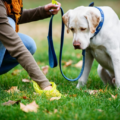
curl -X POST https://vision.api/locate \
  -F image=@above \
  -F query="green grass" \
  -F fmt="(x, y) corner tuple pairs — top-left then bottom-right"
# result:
(0, 0), (120, 120)
(0, 39), (120, 120)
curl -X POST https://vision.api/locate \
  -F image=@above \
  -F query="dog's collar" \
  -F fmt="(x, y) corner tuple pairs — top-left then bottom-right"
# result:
(89, 2), (104, 39)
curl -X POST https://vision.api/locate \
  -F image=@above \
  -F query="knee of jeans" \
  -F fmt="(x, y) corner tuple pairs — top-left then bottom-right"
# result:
(18, 33), (37, 55)
(29, 41), (37, 55)
(27, 39), (37, 55)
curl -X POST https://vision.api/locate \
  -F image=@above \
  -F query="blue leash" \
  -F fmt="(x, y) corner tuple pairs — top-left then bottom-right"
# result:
(47, 7), (85, 81)
(47, 2), (104, 81)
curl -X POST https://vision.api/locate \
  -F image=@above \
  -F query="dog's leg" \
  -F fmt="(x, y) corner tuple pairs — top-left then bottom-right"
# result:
(76, 49), (94, 89)
(108, 50), (120, 88)
(97, 64), (113, 85)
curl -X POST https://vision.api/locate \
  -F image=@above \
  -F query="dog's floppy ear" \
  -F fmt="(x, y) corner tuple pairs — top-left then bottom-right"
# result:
(62, 10), (72, 34)
(85, 11), (100, 34)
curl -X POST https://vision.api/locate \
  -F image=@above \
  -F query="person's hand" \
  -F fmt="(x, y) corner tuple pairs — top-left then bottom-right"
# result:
(44, 2), (61, 15)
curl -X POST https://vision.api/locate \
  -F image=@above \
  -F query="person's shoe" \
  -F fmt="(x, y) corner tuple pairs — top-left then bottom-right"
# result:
(32, 80), (62, 98)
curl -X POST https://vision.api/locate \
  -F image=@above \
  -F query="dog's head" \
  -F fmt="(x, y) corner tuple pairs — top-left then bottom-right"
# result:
(62, 6), (100, 49)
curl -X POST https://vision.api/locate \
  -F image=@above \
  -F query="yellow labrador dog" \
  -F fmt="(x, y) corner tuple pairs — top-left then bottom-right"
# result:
(62, 6), (120, 88)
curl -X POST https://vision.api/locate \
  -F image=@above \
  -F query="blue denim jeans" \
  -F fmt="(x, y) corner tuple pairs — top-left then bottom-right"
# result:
(0, 17), (37, 75)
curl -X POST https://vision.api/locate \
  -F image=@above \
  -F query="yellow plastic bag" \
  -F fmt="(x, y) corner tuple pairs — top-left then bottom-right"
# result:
(32, 80), (62, 98)
(52, 0), (58, 5)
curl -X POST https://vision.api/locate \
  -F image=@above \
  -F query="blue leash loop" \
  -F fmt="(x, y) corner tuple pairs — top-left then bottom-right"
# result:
(59, 8), (85, 81)
(47, 7), (85, 81)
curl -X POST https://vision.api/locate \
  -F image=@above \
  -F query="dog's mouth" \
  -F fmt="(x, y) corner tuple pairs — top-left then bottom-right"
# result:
(74, 46), (81, 49)
(73, 41), (81, 49)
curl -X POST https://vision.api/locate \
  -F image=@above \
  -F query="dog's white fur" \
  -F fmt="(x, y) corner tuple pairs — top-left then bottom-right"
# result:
(62, 6), (120, 88)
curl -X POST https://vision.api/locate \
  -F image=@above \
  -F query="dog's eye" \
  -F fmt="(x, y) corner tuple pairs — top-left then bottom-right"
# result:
(71, 28), (74, 31)
(80, 28), (86, 31)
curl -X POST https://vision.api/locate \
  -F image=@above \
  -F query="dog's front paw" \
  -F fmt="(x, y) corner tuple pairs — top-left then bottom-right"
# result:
(113, 78), (120, 88)
(116, 82), (120, 88)
(76, 80), (86, 89)
(76, 83), (80, 89)
(112, 78), (115, 86)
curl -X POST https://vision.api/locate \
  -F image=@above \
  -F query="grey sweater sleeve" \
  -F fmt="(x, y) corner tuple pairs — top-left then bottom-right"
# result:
(18, 6), (51, 24)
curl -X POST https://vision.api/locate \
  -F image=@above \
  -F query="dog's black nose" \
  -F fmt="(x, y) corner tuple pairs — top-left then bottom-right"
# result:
(73, 41), (81, 49)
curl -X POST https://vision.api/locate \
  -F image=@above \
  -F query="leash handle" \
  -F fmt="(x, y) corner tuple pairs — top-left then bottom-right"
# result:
(47, 14), (58, 68)
(46, 0), (59, 68)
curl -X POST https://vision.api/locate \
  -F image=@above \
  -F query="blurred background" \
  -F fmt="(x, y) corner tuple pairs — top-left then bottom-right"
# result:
(23, 0), (120, 14)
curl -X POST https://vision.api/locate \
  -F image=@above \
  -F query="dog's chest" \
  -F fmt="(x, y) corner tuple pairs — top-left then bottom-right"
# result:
(89, 46), (114, 72)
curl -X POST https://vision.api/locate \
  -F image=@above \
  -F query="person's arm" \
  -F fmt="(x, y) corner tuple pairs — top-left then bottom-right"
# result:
(18, 6), (50, 24)
(0, 0), (50, 89)
(18, 2), (61, 24)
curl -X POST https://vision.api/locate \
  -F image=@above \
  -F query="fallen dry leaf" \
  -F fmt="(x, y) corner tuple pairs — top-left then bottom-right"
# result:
(44, 109), (52, 115)
(111, 94), (118, 100)
(22, 96), (30, 100)
(44, 109), (50, 113)
(62, 60), (66, 64)
(73, 94), (77, 97)
(84, 89), (105, 95)
(12, 69), (21, 75)
(54, 109), (58, 113)
(108, 98), (112, 101)
(41, 65), (49, 75)
(96, 109), (103, 112)
(74, 60), (83, 68)
(65, 94), (68, 97)
(44, 109), (56, 115)
(20, 101), (39, 113)
(50, 97), (61, 101)
(22, 79), (31, 83)
(3, 100), (20, 106)
(37, 61), (41, 65)
(76, 54), (82, 58)
(23, 96), (27, 99)
(33, 92), (39, 95)
(70, 94), (77, 97)
(99, 89), (104, 93)
(6, 86), (20, 94)
(85, 90), (99, 95)
(64, 60), (73, 67)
